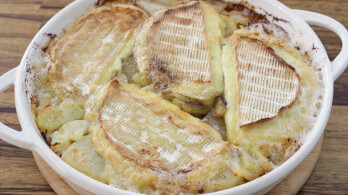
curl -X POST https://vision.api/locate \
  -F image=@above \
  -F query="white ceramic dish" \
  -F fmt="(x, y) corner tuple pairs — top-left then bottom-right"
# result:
(0, 0), (347, 194)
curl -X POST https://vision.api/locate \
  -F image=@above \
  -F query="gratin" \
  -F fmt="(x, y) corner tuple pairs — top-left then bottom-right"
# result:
(31, 0), (322, 194)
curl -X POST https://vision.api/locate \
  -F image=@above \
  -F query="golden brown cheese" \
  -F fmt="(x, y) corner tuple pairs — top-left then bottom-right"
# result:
(223, 29), (320, 173)
(47, 5), (147, 100)
(147, 2), (211, 82)
(235, 36), (300, 127)
(134, 1), (225, 115)
(62, 135), (108, 182)
(62, 134), (131, 186)
(91, 80), (245, 193)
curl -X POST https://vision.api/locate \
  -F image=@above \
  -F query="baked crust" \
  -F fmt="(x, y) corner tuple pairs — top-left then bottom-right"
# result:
(47, 5), (147, 99)
(31, 2), (322, 193)
(223, 29), (319, 172)
(235, 36), (300, 127)
(91, 79), (244, 193)
(133, 1), (225, 114)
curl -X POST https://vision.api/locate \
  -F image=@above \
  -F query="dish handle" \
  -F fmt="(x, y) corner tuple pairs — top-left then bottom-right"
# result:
(294, 10), (348, 81)
(0, 68), (35, 150)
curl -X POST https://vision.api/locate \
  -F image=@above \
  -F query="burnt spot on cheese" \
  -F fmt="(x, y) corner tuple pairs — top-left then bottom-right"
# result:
(224, 3), (268, 25)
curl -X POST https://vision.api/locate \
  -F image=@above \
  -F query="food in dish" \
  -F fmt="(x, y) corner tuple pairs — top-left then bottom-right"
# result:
(46, 4), (148, 100)
(223, 29), (319, 167)
(91, 79), (245, 193)
(234, 35), (300, 127)
(31, 1), (322, 194)
(134, 1), (225, 115)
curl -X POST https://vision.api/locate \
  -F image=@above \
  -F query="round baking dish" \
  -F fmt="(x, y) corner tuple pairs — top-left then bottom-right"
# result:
(0, 0), (347, 194)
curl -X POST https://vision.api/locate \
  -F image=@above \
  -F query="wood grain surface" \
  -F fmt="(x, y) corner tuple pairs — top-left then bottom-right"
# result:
(0, 0), (347, 194)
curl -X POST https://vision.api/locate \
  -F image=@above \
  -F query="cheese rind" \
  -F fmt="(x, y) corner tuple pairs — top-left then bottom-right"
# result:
(223, 29), (319, 173)
(47, 5), (147, 99)
(91, 80), (244, 193)
(134, 1), (225, 114)
(235, 36), (300, 127)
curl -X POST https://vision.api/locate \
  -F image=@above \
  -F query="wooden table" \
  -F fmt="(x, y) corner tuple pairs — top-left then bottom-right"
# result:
(0, 0), (347, 194)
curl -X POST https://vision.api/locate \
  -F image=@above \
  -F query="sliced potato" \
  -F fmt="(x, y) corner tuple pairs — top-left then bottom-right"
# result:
(51, 120), (90, 153)
(37, 101), (85, 133)
(230, 147), (265, 181)
(62, 135), (108, 183)
(36, 94), (54, 112)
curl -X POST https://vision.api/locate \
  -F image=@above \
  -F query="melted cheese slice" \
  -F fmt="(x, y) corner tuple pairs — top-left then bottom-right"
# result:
(147, 1), (211, 82)
(134, 1), (225, 114)
(96, 80), (224, 171)
(91, 80), (244, 193)
(223, 29), (320, 173)
(47, 5), (147, 98)
(235, 37), (300, 127)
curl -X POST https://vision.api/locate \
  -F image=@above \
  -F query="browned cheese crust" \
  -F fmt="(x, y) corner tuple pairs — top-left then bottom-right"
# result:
(133, 1), (225, 115)
(92, 80), (245, 193)
(47, 5), (147, 98)
(97, 79), (227, 172)
(146, 1), (211, 82)
(235, 36), (300, 127)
